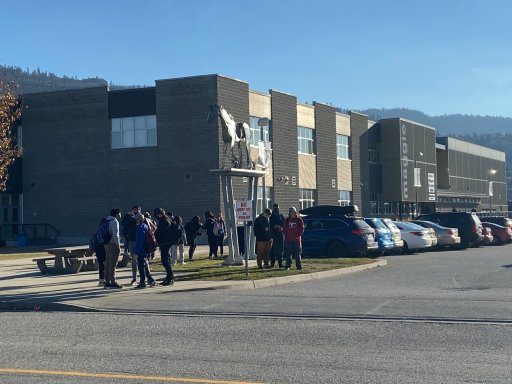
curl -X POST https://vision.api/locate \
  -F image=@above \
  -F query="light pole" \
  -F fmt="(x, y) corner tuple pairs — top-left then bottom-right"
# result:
(414, 152), (423, 217)
(489, 169), (497, 213)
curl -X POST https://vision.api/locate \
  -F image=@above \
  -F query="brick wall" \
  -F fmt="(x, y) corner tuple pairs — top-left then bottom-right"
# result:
(314, 102), (337, 204)
(350, 111), (369, 213)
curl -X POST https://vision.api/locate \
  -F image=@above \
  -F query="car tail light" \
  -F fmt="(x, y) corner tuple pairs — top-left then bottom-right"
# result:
(352, 229), (363, 236)
(410, 231), (423, 236)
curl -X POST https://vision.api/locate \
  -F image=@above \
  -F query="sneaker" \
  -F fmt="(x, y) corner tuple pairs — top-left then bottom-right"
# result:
(135, 283), (146, 289)
(103, 283), (112, 289)
(130, 279), (137, 286)
(285, 267), (290, 271)
(149, 280), (156, 287)
(180, 261), (186, 265)
(110, 283), (123, 289)
(162, 279), (174, 286)
(98, 279), (105, 286)
(297, 268), (303, 271)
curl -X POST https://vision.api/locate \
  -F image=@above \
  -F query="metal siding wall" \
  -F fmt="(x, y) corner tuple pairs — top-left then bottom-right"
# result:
(379, 120), (403, 202)
(350, 112), (368, 211)
(298, 155), (316, 189)
(271, 90), (299, 209)
(314, 103), (337, 204)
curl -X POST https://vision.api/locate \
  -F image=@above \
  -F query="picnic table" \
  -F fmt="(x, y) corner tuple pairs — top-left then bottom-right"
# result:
(33, 245), (130, 275)
(33, 245), (97, 275)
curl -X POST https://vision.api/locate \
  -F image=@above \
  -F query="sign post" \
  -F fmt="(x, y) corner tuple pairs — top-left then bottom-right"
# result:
(236, 199), (253, 276)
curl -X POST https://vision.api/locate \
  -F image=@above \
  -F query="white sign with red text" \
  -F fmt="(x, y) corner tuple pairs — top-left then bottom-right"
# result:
(235, 199), (253, 222)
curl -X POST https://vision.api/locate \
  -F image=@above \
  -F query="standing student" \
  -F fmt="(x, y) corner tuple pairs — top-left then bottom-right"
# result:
(185, 216), (203, 260)
(253, 208), (273, 269)
(269, 203), (285, 268)
(174, 216), (187, 264)
(103, 208), (123, 288)
(215, 213), (226, 257)
(133, 213), (156, 288)
(204, 211), (218, 259)
(283, 207), (305, 271)
(154, 208), (175, 286)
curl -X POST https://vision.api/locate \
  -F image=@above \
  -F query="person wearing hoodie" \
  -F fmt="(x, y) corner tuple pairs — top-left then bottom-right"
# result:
(185, 216), (203, 260)
(283, 207), (305, 271)
(269, 203), (285, 268)
(204, 211), (218, 259)
(253, 208), (273, 269)
(154, 208), (175, 286)
(133, 213), (156, 288)
(104, 208), (123, 288)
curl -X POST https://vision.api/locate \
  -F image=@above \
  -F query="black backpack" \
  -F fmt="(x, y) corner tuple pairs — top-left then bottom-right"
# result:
(95, 218), (113, 244)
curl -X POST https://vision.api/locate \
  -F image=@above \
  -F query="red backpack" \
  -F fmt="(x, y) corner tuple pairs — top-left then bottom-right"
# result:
(144, 219), (157, 253)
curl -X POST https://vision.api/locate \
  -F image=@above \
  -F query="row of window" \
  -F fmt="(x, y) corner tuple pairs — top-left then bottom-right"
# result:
(110, 115), (352, 160)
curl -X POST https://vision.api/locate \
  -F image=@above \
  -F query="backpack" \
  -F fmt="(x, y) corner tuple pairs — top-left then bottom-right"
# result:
(95, 218), (113, 245)
(144, 220), (157, 253)
(213, 220), (224, 237)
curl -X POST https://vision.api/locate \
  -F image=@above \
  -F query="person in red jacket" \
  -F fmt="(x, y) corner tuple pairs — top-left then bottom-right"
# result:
(283, 207), (305, 271)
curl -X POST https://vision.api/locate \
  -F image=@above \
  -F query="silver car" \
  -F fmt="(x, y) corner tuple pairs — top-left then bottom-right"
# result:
(381, 218), (404, 251)
(413, 220), (461, 248)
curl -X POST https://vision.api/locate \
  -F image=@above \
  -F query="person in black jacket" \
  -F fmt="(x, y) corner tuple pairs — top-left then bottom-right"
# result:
(120, 205), (141, 285)
(154, 208), (174, 286)
(253, 208), (273, 269)
(185, 216), (203, 260)
(269, 203), (285, 268)
(204, 211), (218, 259)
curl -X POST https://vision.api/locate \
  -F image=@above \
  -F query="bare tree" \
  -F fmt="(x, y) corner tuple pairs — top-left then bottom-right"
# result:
(0, 80), (22, 191)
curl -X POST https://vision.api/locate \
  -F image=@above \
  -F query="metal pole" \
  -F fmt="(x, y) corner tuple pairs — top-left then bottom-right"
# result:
(414, 157), (418, 217)
(489, 178), (492, 213)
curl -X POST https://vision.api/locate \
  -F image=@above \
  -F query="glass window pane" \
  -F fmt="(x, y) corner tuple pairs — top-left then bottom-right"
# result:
(146, 115), (157, 130)
(112, 118), (122, 132)
(123, 117), (134, 131)
(134, 116), (145, 130)
(147, 129), (157, 146)
(112, 132), (122, 148)
(123, 131), (135, 147)
(135, 129), (146, 146)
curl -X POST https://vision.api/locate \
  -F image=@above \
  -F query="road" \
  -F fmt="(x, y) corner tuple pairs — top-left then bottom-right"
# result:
(1, 245), (512, 383)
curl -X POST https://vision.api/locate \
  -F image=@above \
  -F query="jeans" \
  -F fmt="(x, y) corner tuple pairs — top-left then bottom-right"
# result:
(129, 241), (137, 280)
(137, 254), (154, 285)
(160, 244), (174, 281)
(208, 235), (218, 258)
(284, 240), (302, 269)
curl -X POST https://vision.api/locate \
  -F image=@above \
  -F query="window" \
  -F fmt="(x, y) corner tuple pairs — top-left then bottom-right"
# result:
(256, 186), (272, 213)
(338, 190), (351, 206)
(300, 189), (316, 210)
(323, 220), (348, 230)
(249, 116), (270, 147)
(111, 115), (157, 149)
(336, 134), (349, 159)
(297, 126), (314, 154)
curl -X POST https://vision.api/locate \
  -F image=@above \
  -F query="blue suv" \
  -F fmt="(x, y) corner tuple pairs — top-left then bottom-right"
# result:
(300, 205), (378, 258)
(363, 218), (395, 253)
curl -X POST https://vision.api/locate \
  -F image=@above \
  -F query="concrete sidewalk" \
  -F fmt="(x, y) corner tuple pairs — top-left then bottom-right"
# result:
(0, 246), (386, 312)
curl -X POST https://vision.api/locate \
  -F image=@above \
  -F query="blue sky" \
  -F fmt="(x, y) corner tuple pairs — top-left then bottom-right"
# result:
(2, 0), (511, 117)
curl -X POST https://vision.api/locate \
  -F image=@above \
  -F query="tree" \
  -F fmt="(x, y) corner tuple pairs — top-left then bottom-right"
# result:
(0, 80), (22, 191)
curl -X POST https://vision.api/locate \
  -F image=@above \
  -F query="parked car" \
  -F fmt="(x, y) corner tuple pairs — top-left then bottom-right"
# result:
(363, 218), (395, 254)
(480, 216), (512, 230)
(415, 212), (484, 248)
(481, 222), (512, 245)
(481, 226), (494, 245)
(412, 220), (461, 248)
(301, 213), (378, 258)
(381, 218), (404, 251)
(392, 221), (433, 252)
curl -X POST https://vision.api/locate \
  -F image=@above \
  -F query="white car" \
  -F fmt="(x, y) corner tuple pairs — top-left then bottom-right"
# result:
(392, 221), (433, 252)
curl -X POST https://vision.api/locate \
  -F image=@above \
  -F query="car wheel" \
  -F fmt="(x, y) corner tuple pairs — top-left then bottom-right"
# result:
(402, 241), (409, 254)
(327, 241), (348, 258)
(460, 242), (471, 249)
(493, 236), (503, 246)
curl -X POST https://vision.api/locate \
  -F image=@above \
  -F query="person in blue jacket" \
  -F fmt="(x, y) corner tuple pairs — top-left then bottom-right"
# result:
(134, 213), (156, 289)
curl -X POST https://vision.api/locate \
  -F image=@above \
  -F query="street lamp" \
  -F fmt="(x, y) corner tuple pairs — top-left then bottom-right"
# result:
(414, 152), (423, 217)
(489, 169), (497, 213)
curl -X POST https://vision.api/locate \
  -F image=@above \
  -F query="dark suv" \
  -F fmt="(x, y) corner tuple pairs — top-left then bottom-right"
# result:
(415, 212), (483, 248)
(300, 205), (378, 257)
(480, 216), (512, 229)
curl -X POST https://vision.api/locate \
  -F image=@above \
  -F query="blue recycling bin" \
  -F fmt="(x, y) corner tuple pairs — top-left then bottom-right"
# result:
(17, 233), (28, 247)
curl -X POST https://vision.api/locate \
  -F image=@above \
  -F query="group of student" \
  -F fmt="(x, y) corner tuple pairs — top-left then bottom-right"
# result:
(92, 206), (227, 289)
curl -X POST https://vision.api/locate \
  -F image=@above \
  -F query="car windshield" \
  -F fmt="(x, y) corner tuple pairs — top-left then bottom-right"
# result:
(394, 221), (424, 231)
(366, 219), (388, 230)
(416, 221), (445, 230)
(382, 219), (398, 230)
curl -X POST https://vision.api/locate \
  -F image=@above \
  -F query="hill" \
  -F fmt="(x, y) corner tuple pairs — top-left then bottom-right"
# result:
(360, 108), (512, 136)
